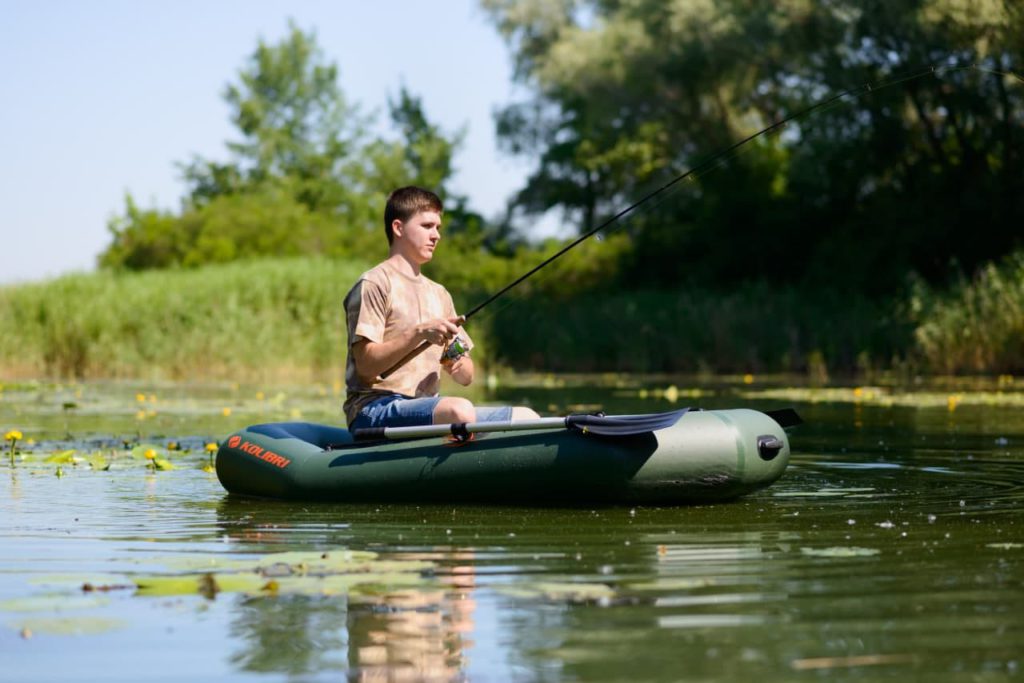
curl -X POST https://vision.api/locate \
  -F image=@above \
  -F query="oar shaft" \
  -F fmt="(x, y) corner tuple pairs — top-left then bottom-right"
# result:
(354, 417), (569, 441)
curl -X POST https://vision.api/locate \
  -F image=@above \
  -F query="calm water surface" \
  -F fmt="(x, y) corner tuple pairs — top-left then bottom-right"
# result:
(1, 379), (1022, 682)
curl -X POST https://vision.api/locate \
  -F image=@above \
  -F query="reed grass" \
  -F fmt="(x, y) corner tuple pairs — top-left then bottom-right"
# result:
(486, 283), (911, 376)
(3, 250), (1023, 380)
(912, 252), (1024, 374)
(0, 258), (371, 381)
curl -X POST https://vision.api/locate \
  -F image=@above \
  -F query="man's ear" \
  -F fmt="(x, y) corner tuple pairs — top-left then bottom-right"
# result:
(391, 218), (404, 239)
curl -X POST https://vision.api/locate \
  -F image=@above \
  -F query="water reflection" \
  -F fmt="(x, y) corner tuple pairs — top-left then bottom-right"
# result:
(3, 383), (1024, 682)
(215, 499), (479, 681)
(229, 595), (350, 676)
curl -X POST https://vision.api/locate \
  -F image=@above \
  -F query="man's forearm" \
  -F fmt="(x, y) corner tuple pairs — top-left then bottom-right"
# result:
(354, 328), (424, 382)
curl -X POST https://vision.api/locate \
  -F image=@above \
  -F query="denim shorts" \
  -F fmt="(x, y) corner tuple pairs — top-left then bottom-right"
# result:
(349, 394), (513, 430)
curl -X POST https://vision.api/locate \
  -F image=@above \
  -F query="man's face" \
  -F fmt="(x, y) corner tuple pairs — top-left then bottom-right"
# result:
(394, 210), (442, 264)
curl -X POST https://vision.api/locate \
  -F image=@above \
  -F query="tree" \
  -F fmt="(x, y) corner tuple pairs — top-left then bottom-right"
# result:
(101, 23), (474, 270)
(483, 0), (1024, 293)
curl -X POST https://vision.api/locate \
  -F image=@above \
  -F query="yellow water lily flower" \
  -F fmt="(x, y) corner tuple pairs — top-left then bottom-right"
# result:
(144, 449), (157, 460)
(222, 407), (232, 417)
(205, 442), (218, 453)
(5, 430), (23, 441)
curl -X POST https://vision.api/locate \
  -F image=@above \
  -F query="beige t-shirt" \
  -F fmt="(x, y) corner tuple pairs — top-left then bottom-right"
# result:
(343, 261), (457, 424)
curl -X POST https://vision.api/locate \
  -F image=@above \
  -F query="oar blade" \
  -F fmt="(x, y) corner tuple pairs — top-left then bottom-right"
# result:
(566, 408), (689, 436)
(763, 408), (803, 429)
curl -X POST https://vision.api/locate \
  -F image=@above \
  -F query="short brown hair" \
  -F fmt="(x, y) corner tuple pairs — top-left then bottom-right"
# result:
(384, 186), (443, 244)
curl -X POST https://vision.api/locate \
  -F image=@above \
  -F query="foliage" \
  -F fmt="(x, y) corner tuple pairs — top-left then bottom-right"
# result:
(482, 0), (1024, 294)
(912, 251), (1024, 373)
(99, 24), (472, 271)
(0, 258), (371, 380)
(488, 281), (912, 375)
(7, 248), (1024, 378)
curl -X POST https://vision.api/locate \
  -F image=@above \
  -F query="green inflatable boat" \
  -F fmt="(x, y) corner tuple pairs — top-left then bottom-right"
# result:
(215, 408), (799, 505)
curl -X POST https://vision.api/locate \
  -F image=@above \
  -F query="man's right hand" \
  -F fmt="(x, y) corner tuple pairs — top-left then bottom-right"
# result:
(417, 318), (461, 346)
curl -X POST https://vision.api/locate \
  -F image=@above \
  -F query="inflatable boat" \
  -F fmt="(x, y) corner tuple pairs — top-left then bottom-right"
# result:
(214, 408), (799, 505)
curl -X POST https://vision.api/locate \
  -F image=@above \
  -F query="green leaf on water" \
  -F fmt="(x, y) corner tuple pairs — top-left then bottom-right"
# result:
(28, 574), (130, 589)
(132, 570), (432, 598)
(131, 549), (435, 598)
(133, 573), (265, 597)
(625, 577), (717, 592)
(130, 444), (163, 460)
(44, 449), (79, 465)
(152, 457), (174, 471)
(498, 582), (615, 603)
(0, 594), (110, 612)
(801, 547), (881, 558)
(8, 616), (125, 636)
(87, 453), (110, 470)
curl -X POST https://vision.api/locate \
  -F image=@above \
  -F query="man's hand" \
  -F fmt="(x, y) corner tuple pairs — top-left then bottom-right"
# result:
(417, 317), (461, 346)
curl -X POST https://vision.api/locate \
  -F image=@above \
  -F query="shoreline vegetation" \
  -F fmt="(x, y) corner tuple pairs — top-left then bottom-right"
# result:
(13, 19), (1014, 386)
(1, 251), (1021, 382)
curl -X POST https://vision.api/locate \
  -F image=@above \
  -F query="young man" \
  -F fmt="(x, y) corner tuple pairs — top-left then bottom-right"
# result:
(343, 186), (538, 430)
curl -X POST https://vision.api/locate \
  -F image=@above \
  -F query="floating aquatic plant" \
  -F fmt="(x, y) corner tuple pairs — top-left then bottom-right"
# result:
(800, 547), (881, 558)
(141, 447), (173, 472)
(5, 429), (21, 464)
(203, 442), (218, 473)
(497, 581), (615, 603)
(131, 549), (436, 599)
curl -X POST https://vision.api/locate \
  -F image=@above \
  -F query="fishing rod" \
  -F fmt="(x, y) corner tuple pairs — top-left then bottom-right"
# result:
(379, 63), (985, 380)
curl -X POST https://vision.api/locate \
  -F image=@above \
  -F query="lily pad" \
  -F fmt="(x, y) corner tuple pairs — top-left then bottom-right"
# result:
(133, 573), (265, 597)
(626, 577), (717, 592)
(800, 547), (881, 558)
(44, 450), (80, 465)
(0, 594), (110, 612)
(8, 616), (125, 636)
(131, 548), (436, 598)
(498, 582), (615, 603)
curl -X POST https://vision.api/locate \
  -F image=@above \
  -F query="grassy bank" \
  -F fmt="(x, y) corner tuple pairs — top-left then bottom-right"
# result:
(487, 284), (910, 377)
(912, 252), (1024, 375)
(0, 258), (370, 381)
(2, 252), (1023, 380)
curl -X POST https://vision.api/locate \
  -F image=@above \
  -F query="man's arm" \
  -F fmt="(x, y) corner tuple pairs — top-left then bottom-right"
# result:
(352, 317), (461, 383)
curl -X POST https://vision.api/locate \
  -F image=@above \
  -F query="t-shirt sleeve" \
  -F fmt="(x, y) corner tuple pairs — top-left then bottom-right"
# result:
(345, 279), (389, 345)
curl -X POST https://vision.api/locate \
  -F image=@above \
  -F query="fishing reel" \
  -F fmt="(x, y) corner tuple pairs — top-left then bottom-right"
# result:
(442, 335), (470, 365)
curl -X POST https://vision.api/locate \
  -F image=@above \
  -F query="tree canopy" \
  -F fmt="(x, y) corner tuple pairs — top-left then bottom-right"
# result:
(100, 23), (471, 270)
(483, 0), (1024, 294)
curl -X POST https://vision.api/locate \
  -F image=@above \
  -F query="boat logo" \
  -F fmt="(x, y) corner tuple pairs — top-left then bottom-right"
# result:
(228, 435), (242, 448)
(234, 439), (291, 469)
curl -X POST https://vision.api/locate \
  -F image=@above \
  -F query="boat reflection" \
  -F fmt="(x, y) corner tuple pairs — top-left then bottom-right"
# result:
(216, 499), (478, 681)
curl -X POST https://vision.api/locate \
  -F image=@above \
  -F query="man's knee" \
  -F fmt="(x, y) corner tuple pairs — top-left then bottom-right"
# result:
(511, 406), (540, 420)
(433, 397), (476, 424)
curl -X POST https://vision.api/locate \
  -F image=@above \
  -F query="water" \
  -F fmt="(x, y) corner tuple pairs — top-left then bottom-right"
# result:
(1, 379), (1023, 681)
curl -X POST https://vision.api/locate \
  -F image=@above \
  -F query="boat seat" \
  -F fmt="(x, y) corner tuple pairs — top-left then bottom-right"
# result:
(246, 422), (355, 449)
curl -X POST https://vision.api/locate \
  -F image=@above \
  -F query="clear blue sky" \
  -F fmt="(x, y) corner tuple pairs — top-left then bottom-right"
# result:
(1, 0), (537, 284)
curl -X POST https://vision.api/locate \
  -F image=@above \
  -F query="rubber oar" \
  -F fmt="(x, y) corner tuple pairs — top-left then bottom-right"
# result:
(764, 408), (803, 429)
(350, 408), (689, 442)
